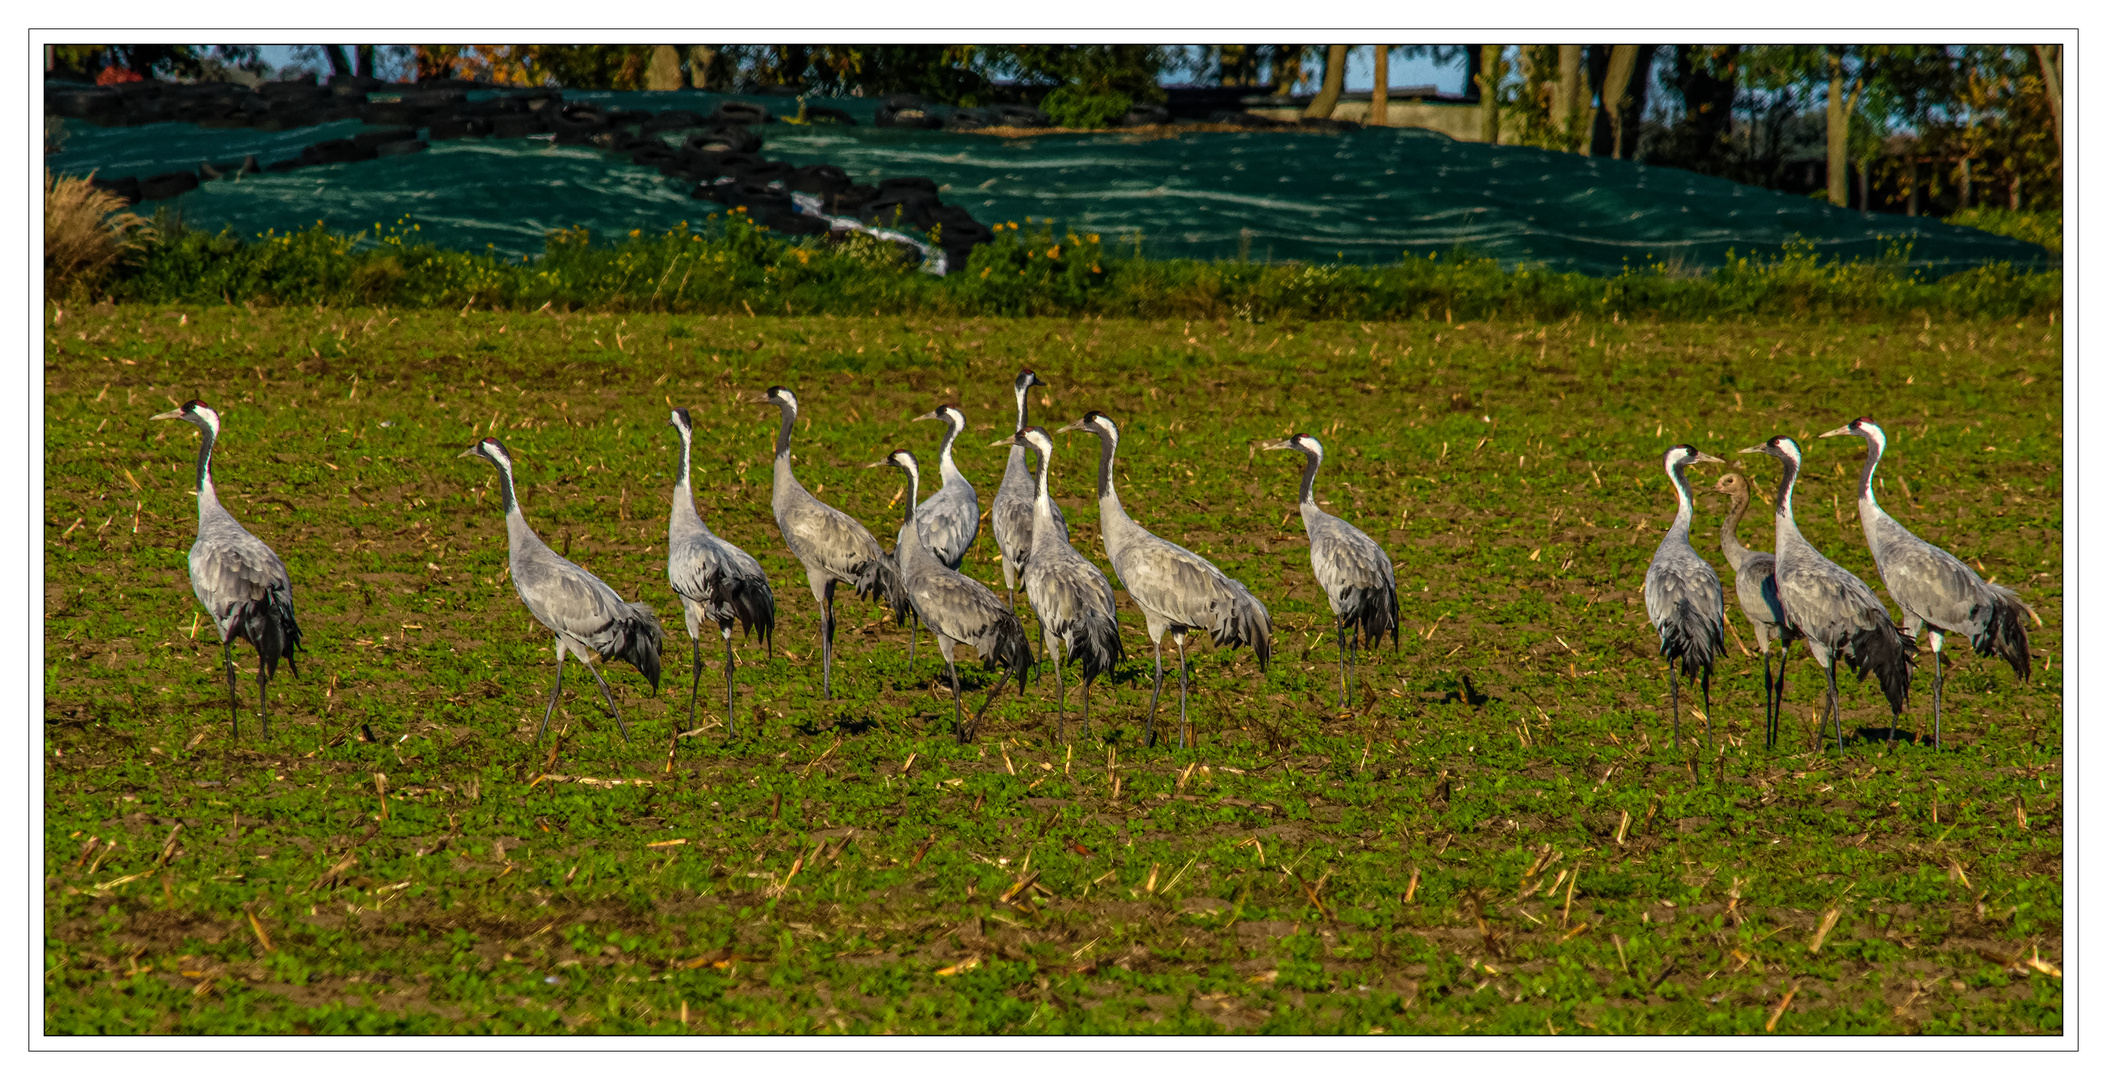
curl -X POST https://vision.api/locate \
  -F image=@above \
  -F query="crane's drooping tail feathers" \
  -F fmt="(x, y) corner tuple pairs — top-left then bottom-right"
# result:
(234, 586), (302, 678)
(985, 618), (1036, 689)
(1838, 622), (1913, 714)
(1340, 583), (1400, 650)
(1210, 582), (1273, 673)
(1975, 585), (2033, 681)
(607, 602), (666, 690)
(859, 551), (904, 620)
(722, 575), (775, 648)
(1657, 599), (1722, 680)
(1066, 605), (1125, 683)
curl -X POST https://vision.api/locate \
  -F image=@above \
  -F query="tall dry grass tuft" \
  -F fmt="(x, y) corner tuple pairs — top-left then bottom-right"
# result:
(46, 169), (153, 299)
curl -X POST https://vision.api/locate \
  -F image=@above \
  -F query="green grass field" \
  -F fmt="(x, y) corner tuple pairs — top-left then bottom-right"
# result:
(42, 305), (2062, 1034)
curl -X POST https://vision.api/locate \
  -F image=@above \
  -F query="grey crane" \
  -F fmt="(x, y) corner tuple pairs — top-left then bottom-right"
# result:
(991, 370), (1067, 611)
(1740, 436), (1912, 752)
(459, 437), (663, 743)
(1259, 433), (1398, 708)
(151, 400), (303, 737)
(897, 402), (981, 668)
(1821, 417), (2035, 749)
(1714, 471), (1797, 749)
(870, 449), (1033, 741)
(991, 426), (1123, 739)
(1058, 411), (1272, 749)
(1643, 445), (1728, 749)
(667, 407), (775, 736)
(762, 386), (899, 700)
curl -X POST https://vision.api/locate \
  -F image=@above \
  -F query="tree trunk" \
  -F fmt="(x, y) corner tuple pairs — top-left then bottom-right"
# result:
(1826, 52), (1848, 207)
(1960, 156), (1972, 209)
(1271, 46), (1307, 98)
(687, 46), (723, 90)
(1601, 45), (1639, 159)
(1303, 45), (1349, 118)
(2010, 173), (2021, 210)
(323, 46), (352, 80)
(646, 45), (683, 91)
(354, 45), (374, 79)
(2034, 44), (2062, 154)
(1478, 45), (1505, 143)
(1554, 45), (1583, 143)
(1370, 46), (1389, 126)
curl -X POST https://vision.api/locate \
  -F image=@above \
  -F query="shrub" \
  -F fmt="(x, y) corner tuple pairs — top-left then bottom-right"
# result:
(45, 170), (152, 301)
(1039, 86), (1133, 129)
(1948, 207), (2063, 253)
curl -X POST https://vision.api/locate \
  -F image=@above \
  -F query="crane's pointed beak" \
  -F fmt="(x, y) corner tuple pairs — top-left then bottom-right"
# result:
(149, 409), (184, 421)
(1055, 419), (1087, 434)
(911, 411), (941, 423)
(1816, 424), (1854, 438)
(1256, 438), (1293, 452)
(457, 446), (483, 459)
(989, 433), (1022, 448)
(1691, 451), (1725, 465)
(1737, 443), (1769, 455)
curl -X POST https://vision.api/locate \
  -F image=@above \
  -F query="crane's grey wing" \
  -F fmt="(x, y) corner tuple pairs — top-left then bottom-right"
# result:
(1023, 548), (1124, 681)
(1731, 551), (1787, 635)
(517, 555), (664, 687)
(1876, 539), (2029, 675)
(919, 486), (981, 569)
(1114, 538), (1272, 665)
(780, 498), (885, 583)
(190, 523), (302, 672)
(1306, 512), (1395, 601)
(1644, 546), (1725, 676)
(670, 533), (775, 642)
(911, 566), (1033, 673)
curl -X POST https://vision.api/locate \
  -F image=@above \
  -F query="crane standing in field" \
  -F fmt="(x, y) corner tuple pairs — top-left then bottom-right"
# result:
(1820, 417), (2035, 749)
(898, 403), (980, 670)
(459, 437), (662, 744)
(666, 408), (775, 735)
(1715, 471), (1796, 749)
(990, 370), (1066, 612)
(151, 400), (303, 738)
(762, 386), (898, 700)
(872, 449), (1033, 741)
(991, 427), (1122, 739)
(1643, 445), (1728, 750)
(1059, 411), (1272, 749)
(1741, 436), (1912, 752)
(1259, 434), (1397, 707)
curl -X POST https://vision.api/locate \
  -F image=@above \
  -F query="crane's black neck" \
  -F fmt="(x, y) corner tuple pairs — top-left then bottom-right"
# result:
(1667, 460), (1697, 532)
(938, 413), (961, 465)
(900, 465), (920, 529)
(1033, 438), (1054, 504)
(1297, 447), (1322, 507)
(1014, 387), (1037, 472)
(1771, 455), (1799, 524)
(774, 402), (796, 459)
(492, 456), (520, 516)
(1093, 429), (1117, 500)
(191, 423), (218, 496)
(1855, 432), (1884, 510)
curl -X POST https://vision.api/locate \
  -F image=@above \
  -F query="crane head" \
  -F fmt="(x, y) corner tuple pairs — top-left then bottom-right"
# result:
(1014, 369), (1046, 393)
(1056, 411), (1115, 442)
(669, 407), (694, 433)
(913, 404), (965, 429)
(1738, 436), (1801, 467)
(150, 399), (219, 435)
(1713, 471), (1751, 496)
(1818, 416), (1885, 450)
(1664, 445), (1724, 468)
(989, 426), (1053, 455)
(458, 436), (512, 466)
(762, 386), (797, 412)
(1259, 433), (1322, 457)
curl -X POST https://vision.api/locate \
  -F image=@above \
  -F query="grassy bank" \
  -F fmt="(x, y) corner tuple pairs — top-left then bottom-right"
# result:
(42, 306), (2060, 1033)
(84, 212), (2062, 323)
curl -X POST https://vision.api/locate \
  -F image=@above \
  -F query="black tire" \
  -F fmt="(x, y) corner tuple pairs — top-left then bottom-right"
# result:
(708, 101), (771, 126)
(993, 105), (1052, 128)
(877, 176), (941, 200)
(138, 171), (200, 201)
(682, 125), (762, 155)
(488, 113), (545, 138)
(376, 138), (427, 157)
(825, 185), (879, 216)
(352, 127), (419, 151)
(944, 108), (993, 130)
(789, 163), (851, 196)
(873, 105), (941, 129)
(427, 116), (478, 140)
(761, 209), (830, 236)
(861, 195), (935, 230)
(884, 93), (932, 110)
(642, 109), (706, 134)
(300, 138), (378, 165)
(801, 106), (856, 126)
(88, 175), (141, 204)
(1119, 103), (1172, 126)
(728, 159), (795, 184)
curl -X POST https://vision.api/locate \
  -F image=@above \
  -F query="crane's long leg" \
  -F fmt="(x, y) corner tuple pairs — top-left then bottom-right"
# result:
(820, 580), (837, 701)
(1175, 633), (1191, 751)
(908, 615), (918, 670)
(966, 663), (1015, 743)
(221, 637), (243, 738)
(1145, 638), (1165, 748)
(1824, 659), (1843, 753)
(535, 643), (568, 745)
(1775, 642), (1789, 749)
(1930, 631), (1945, 751)
(577, 655), (632, 743)
(1049, 632), (1066, 743)
(1761, 649), (1775, 750)
(1700, 667), (1713, 750)
(1337, 620), (1349, 709)
(1080, 676), (1092, 737)
(946, 658), (964, 741)
(1348, 635), (1359, 710)
(722, 627), (736, 737)
(685, 639), (704, 733)
(258, 667), (271, 739)
(1668, 661), (1680, 751)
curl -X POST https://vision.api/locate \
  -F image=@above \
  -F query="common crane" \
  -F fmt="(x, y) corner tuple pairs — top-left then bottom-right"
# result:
(897, 402), (981, 669)
(1059, 411), (1271, 749)
(991, 427), (1123, 739)
(1643, 446), (1727, 749)
(870, 450), (1032, 741)
(151, 400), (303, 737)
(1821, 417), (2034, 749)
(667, 408), (775, 736)
(1259, 433), (1398, 707)
(1715, 471), (1796, 749)
(762, 386), (898, 699)
(1741, 436), (1911, 751)
(990, 370), (1067, 611)
(459, 437), (662, 743)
